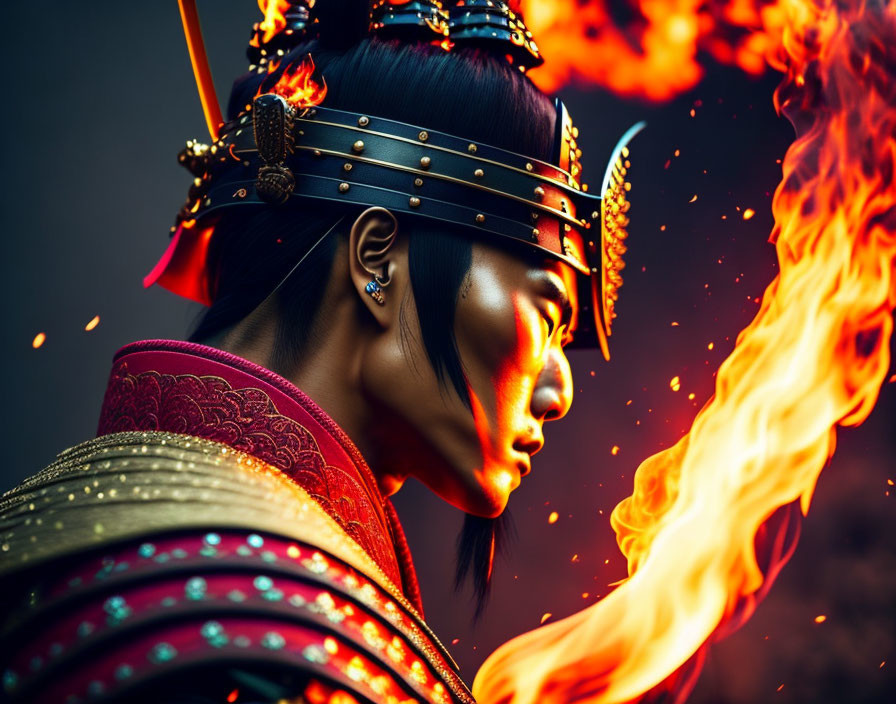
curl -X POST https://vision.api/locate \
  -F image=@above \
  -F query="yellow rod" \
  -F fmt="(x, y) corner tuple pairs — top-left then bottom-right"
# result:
(178, 0), (223, 140)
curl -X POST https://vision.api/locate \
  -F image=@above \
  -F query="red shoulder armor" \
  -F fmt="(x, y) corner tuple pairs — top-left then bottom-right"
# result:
(1, 529), (473, 703)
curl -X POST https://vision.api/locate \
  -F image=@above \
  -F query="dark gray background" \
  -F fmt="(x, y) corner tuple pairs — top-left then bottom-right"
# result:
(2, 3), (893, 702)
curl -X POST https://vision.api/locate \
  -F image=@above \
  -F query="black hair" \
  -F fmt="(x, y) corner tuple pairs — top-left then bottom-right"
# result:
(189, 24), (556, 613)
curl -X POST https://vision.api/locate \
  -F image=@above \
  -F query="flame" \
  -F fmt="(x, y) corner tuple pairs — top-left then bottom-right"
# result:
(31, 332), (46, 349)
(256, 0), (292, 45)
(84, 315), (100, 332)
(509, 1), (794, 101)
(262, 54), (328, 108)
(475, 1), (896, 702)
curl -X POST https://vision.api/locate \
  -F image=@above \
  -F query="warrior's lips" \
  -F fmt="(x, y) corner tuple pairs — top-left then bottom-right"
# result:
(512, 432), (543, 478)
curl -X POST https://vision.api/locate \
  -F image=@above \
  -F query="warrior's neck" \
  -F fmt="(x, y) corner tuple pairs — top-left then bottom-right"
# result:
(211, 296), (410, 497)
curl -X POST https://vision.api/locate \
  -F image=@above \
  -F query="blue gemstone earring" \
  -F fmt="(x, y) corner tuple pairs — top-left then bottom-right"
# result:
(365, 277), (386, 305)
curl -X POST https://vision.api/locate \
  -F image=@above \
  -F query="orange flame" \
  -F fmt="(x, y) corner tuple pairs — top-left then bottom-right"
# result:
(261, 54), (328, 108)
(510, 1), (793, 100)
(475, 1), (896, 702)
(256, 0), (292, 45)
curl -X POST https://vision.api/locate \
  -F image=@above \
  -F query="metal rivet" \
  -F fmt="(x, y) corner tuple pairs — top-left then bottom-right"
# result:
(531, 212), (539, 220)
(592, 210), (600, 219)
(474, 168), (484, 179)
(418, 131), (429, 142)
(358, 116), (370, 127)
(420, 156), (431, 169)
(531, 228), (540, 241)
(313, 150), (321, 157)
(414, 177), (423, 187)
(475, 214), (485, 223)
(343, 163), (353, 172)
(338, 182), (350, 193)
(468, 143), (477, 153)
(409, 196), (421, 208)
(534, 186), (545, 200)
(525, 162), (534, 172)
(352, 140), (365, 154)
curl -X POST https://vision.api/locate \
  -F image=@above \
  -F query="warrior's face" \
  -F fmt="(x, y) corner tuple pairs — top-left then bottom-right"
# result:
(353, 211), (580, 518)
(448, 243), (578, 516)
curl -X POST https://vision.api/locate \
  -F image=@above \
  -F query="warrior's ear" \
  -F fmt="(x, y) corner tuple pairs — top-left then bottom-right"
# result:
(349, 207), (403, 323)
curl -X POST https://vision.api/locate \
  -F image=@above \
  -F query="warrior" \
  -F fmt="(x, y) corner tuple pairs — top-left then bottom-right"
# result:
(0, 2), (643, 702)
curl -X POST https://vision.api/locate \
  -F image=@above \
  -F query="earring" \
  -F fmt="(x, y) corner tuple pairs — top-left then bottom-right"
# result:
(365, 276), (386, 305)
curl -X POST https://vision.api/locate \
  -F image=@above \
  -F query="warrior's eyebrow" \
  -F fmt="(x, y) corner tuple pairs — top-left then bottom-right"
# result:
(536, 273), (574, 328)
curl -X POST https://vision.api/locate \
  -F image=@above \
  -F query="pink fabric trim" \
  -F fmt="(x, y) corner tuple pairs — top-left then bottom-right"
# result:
(96, 339), (422, 611)
(110, 340), (379, 490)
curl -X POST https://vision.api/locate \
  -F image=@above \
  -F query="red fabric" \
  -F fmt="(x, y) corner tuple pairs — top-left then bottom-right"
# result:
(143, 223), (215, 305)
(96, 339), (422, 612)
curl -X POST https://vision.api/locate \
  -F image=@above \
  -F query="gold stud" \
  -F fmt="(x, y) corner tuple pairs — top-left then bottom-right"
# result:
(420, 156), (431, 169)
(525, 162), (533, 172)
(414, 177), (424, 187)
(531, 212), (539, 220)
(564, 223), (572, 232)
(343, 163), (353, 172)
(474, 168), (484, 179)
(534, 186), (545, 200)
(592, 210), (599, 219)
(475, 214), (485, 223)
(338, 182), (350, 193)
(358, 116), (370, 127)
(531, 228), (540, 241)
(352, 140), (365, 154)
(409, 196), (421, 208)
(418, 130), (429, 142)
(468, 143), (478, 154)
(313, 150), (321, 157)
